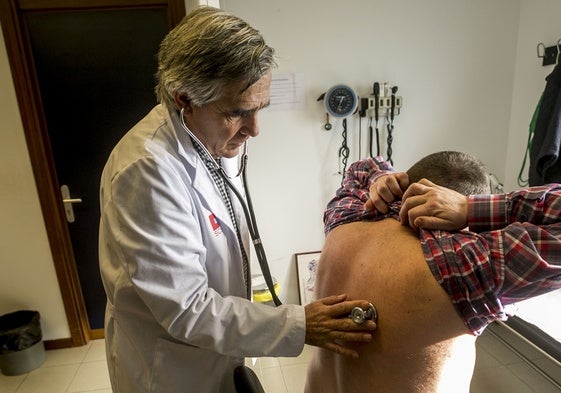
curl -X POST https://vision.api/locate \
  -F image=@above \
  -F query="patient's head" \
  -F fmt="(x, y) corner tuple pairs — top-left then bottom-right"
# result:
(407, 151), (490, 195)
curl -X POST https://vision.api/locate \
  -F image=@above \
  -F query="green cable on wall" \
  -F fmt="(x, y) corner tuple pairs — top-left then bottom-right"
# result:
(518, 94), (543, 187)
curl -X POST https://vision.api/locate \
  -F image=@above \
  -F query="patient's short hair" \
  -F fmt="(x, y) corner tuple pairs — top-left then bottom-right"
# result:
(406, 151), (490, 195)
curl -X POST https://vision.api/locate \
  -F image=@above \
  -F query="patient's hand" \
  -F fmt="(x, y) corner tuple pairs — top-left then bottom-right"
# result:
(304, 294), (376, 358)
(400, 179), (468, 231)
(365, 172), (409, 213)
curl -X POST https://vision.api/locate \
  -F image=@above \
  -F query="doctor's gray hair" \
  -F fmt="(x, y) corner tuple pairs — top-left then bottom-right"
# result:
(407, 151), (491, 195)
(155, 6), (276, 109)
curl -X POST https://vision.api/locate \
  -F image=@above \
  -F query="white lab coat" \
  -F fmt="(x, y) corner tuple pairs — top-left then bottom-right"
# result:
(99, 105), (306, 393)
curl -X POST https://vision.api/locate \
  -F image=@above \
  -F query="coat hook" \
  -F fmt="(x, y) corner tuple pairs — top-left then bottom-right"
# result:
(539, 41), (560, 66)
(537, 42), (546, 58)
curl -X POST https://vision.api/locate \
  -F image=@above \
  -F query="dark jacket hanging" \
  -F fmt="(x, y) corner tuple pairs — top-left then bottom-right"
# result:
(529, 61), (561, 186)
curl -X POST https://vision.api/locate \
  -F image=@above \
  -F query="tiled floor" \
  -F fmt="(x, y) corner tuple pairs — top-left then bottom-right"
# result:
(1, 323), (560, 393)
(0, 338), (111, 393)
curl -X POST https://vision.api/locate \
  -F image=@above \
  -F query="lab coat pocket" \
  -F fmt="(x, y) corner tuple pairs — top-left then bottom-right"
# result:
(150, 337), (238, 393)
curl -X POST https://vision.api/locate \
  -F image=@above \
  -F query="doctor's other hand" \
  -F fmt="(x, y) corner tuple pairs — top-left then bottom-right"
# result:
(304, 294), (376, 358)
(365, 172), (409, 213)
(400, 178), (469, 231)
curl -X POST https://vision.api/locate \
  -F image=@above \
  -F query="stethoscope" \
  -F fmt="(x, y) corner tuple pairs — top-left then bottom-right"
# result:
(179, 108), (282, 306)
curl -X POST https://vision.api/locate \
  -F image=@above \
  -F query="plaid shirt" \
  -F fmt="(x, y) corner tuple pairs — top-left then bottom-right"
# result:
(324, 157), (561, 335)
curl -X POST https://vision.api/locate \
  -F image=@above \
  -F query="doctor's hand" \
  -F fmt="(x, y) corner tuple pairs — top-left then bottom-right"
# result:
(365, 172), (409, 213)
(304, 294), (376, 358)
(400, 179), (469, 231)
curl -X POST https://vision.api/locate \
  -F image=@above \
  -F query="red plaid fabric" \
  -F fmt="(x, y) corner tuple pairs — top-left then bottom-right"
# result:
(324, 156), (395, 234)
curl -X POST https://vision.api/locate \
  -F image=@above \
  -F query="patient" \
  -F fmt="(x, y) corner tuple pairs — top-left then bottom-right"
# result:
(306, 151), (488, 393)
(306, 151), (561, 393)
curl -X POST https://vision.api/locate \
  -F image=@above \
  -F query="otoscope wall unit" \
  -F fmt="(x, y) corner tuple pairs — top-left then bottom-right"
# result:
(359, 82), (403, 119)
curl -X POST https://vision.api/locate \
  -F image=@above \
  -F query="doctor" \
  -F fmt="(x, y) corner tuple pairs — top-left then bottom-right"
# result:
(98, 6), (376, 393)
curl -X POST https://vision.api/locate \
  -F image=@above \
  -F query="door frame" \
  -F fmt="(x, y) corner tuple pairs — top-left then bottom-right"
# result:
(0, 0), (185, 348)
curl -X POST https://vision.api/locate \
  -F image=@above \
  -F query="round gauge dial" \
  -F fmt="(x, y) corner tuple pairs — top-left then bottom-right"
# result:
(325, 85), (358, 118)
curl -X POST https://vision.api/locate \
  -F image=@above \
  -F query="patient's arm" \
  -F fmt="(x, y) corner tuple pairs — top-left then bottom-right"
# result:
(305, 219), (476, 393)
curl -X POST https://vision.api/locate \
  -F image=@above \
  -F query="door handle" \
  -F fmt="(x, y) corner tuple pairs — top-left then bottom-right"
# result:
(63, 198), (83, 204)
(60, 185), (82, 223)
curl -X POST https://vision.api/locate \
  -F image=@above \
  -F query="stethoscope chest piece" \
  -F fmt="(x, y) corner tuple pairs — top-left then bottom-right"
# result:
(350, 303), (378, 324)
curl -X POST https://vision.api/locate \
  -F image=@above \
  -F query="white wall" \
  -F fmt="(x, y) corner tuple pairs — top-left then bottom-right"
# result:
(1, 0), (558, 340)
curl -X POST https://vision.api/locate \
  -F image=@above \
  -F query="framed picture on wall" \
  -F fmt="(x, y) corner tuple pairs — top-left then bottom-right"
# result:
(295, 251), (321, 305)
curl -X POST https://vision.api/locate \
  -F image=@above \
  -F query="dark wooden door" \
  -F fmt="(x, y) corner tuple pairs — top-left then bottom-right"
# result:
(0, 0), (185, 343)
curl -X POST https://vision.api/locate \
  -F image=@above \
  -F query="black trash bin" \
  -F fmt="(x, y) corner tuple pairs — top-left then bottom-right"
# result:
(0, 310), (45, 376)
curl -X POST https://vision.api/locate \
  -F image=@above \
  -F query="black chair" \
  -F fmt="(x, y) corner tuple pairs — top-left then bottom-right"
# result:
(234, 365), (265, 393)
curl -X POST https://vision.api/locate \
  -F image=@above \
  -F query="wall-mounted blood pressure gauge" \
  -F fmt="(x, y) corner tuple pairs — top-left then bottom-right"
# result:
(324, 84), (358, 118)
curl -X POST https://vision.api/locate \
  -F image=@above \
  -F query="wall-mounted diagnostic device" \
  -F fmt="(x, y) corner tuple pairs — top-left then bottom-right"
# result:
(324, 84), (358, 118)
(317, 84), (358, 181)
(360, 82), (402, 118)
(359, 82), (403, 164)
(318, 81), (403, 181)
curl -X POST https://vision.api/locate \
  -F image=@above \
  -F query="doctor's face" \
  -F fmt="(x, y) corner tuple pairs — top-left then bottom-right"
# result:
(181, 71), (272, 159)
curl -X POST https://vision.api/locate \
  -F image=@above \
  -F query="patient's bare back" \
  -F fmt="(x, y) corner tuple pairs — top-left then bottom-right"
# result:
(305, 219), (476, 393)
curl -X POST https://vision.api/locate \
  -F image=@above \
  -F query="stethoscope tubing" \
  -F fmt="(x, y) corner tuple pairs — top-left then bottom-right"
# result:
(179, 109), (282, 306)
(221, 158), (282, 306)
